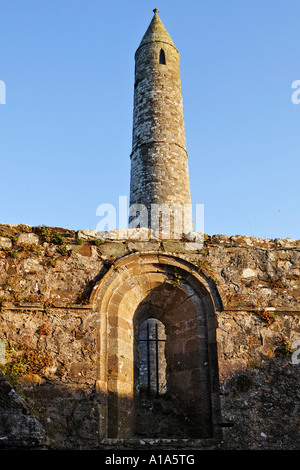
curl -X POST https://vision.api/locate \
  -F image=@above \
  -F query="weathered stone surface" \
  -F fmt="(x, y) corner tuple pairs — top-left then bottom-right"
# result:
(0, 372), (46, 449)
(17, 232), (39, 245)
(97, 242), (126, 258)
(127, 241), (161, 252)
(77, 229), (101, 240)
(0, 237), (12, 249)
(1, 7), (299, 451)
(0, 223), (299, 448)
(129, 10), (193, 234)
(162, 241), (191, 253)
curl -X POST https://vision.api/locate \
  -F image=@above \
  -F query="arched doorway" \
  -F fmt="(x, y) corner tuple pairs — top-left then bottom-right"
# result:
(91, 253), (223, 440)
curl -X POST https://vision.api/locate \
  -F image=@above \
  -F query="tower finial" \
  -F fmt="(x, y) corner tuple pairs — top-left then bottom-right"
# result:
(153, 8), (159, 15)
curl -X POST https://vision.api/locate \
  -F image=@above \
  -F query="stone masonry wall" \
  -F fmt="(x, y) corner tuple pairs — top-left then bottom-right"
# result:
(0, 223), (299, 449)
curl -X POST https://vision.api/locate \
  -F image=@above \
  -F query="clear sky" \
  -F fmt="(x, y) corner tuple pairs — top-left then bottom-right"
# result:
(0, 0), (299, 239)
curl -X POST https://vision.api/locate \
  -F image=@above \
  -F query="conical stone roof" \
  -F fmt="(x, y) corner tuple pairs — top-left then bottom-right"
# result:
(137, 9), (176, 51)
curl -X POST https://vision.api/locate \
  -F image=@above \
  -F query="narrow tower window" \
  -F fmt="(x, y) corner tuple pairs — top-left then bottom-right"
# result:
(159, 49), (166, 65)
(138, 318), (167, 397)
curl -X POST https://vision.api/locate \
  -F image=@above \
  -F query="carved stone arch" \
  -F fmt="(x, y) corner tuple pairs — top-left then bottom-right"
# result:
(91, 253), (223, 440)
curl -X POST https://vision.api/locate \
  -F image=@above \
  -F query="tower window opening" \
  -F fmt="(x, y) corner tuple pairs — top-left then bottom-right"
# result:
(159, 49), (166, 65)
(138, 318), (167, 397)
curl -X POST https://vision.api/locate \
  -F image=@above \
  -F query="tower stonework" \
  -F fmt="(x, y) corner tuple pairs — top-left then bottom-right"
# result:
(129, 9), (193, 236)
(0, 9), (299, 452)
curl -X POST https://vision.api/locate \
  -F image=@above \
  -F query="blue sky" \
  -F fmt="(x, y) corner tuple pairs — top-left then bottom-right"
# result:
(0, 0), (299, 239)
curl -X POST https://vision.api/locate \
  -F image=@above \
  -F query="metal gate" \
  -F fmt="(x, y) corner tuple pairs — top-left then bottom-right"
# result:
(139, 320), (166, 397)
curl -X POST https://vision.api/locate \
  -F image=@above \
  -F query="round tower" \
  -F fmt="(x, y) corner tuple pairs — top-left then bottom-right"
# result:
(129, 9), (193, 237)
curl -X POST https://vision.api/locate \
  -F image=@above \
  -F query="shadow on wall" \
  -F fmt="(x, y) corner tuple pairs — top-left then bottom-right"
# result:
(132, 284), (216, 439)
(0, 371), (101, 450)
(218, 356), (300, 450)
(1, 354), (299, 450)
(0, 371), (46, 449)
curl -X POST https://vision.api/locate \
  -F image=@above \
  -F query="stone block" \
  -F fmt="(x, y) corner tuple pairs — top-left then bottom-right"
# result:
(98, 242), (127, 258)
(22, 258), (43, 273)
(126, 228), (152, 240)
(77, 230), (99, 240)
(162, 241), (188, 252)
(0, 237), (12, 249)
(72, 244), (92, 257)
(17, 233), (39, 245)
(127, 241), (161, 252)
(242, 268), (256, 278)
